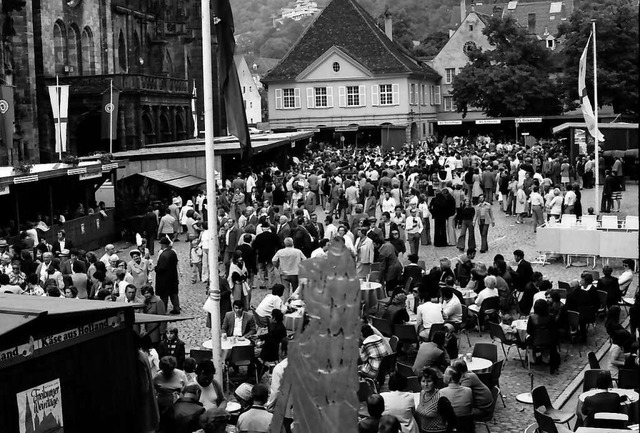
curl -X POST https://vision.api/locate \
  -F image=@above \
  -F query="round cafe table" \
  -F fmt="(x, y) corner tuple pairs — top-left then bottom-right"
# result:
(460, 290), (477, 306)
(576, 388), (639, 423)
(464, 356), (493, 372)
(202, 337), (252, 359)
(360, 281), (385, 311)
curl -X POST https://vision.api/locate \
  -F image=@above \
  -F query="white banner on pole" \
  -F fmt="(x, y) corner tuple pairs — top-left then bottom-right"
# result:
(47, 84), (70, 153)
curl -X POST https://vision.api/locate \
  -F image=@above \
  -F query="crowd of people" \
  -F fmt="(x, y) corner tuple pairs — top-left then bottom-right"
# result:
(3, 136), (638, 433)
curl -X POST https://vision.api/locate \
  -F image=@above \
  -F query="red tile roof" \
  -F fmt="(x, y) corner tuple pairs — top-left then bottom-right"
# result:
(262, 0), (440, 82)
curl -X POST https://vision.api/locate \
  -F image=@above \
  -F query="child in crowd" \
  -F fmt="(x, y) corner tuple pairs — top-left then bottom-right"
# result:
(183, 357), (198, 384)
(190, 239), (203, 284)
(500, 314), (519, 343)
(444, 323), (458, 360)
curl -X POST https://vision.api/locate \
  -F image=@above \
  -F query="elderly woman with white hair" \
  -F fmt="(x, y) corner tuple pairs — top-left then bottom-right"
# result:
(545, 188), (564, 222)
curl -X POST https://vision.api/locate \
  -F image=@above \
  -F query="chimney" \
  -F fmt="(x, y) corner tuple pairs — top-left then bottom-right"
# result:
(384, 12), (393, 41)
(460, 0), (466, 23)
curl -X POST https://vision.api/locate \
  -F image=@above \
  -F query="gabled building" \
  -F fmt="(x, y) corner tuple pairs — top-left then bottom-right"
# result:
(262, 0), (441, 148)
(235, 55), (262, 125)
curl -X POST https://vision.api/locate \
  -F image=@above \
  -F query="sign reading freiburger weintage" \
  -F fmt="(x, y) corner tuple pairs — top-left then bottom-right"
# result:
(0, 315), (122, 367)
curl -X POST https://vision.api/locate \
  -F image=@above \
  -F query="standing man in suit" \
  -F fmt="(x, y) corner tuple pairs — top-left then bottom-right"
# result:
(276, 215), (291, 245)
(481, 165), (495, 204)
(221, 300), (257, 338)
(306, 213), (324, 249)
(156, 237), (180, 314)
(513, 249), (533, 293)
(52, 229), (73, 257)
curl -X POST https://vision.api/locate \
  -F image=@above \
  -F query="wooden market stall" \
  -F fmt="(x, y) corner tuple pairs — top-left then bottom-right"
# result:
(0, 294), (143, 433)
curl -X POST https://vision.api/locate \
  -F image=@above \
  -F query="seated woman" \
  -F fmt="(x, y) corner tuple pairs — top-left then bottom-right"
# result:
(382, 293), (410, 325)
(414, 368), (454, 433)
(527, 299), (560, 374)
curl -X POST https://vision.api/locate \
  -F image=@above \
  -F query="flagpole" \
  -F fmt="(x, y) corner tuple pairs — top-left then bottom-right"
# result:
(592, 20), (599, 214)
(201, 0), (223, 385)
(109, 80), (113, 154)
(56, 75), (62, 160)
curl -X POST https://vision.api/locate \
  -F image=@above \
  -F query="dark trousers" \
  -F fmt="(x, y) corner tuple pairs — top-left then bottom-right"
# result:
(457, 220), (476, 250)
(478, 221), (489, 252)
(146, 233), (156, 256)
(601, 193), (613, 213)
(421, 218), (431, 245)
(160, 294), (181, 313)
(434, 218), (447, 247)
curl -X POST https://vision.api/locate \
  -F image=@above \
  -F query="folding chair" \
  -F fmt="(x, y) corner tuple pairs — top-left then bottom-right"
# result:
(371, 316), (393, 338)
(472, 342), (498, 364)
(488, 321), (523, 365)
(396, 361), (414, 378)
(557, 281), (570, 291)
(531, 385), (575, 428)
(189, 349), (213, 364)
(597, 290), (608, 317)
(583, 369), (611, 392)
(601, 215), (619, 229)
(225, 345), (258, 390)
(526, 330), (559, 370)
(458, 304), (473, 348)
(551, 288), (567, 299)
(533, 408), (573, 433)
(393, 324), (419, 349)
(405, 376), (421, 392)
(560, 214), (576, 227)
(565, 310), (582, 359)
(426, 323), (445, 342)
(587, 351), (600, 369)
(389, 335), (399, 353)
(376, 352), (397, 390)
(491, 359), (506, 407)
(581, 214), (598, 229)
(624, 215), (639, 230)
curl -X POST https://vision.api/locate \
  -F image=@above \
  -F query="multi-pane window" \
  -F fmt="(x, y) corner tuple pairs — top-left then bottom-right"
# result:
(445, 68), (456, 84)
(379, 84), (393, 105)
(443, 96), (456, 112)
(346, 86), (359, 106)
(283, 88), (296, 108)
(315, 87), (328, 107)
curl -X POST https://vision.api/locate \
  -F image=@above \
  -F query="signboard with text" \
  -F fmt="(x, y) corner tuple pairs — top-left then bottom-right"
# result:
(17, 379), (64, 433)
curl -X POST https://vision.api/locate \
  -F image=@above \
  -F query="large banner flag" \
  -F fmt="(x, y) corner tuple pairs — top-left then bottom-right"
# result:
(578, 33), (604, 142)
(0, 85), (14, 150)
(192, 80), (199, 138)
(47, 83), (70, 153)
(101, 84), (120, 141)
(214, 0), (252, 160)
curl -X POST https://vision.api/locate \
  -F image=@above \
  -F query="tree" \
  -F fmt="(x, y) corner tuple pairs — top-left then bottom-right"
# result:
(556, 0), (639, 118)
(417, 31), (449, 58)
(451, 16), (563, 118)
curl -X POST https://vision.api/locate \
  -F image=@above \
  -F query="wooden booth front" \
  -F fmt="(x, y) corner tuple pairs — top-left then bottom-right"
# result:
(0, 294), (143, 433)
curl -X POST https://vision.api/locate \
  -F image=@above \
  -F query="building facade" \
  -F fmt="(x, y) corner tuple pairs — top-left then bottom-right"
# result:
(0, 0), (225, 165)
(262, 0), (441, 148)
(235, 55), (262, 125)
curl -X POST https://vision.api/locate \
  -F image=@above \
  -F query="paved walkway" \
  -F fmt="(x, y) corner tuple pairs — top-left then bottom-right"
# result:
(102, 183), (638, 431)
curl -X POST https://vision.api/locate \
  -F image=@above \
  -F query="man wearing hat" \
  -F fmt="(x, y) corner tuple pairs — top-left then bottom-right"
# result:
(156, 236), (180, 314)
(0, 239), (9, 255)
(169, 197), (182, 241)
(159, 383), (205, 433)
(127, 248), (152, 290)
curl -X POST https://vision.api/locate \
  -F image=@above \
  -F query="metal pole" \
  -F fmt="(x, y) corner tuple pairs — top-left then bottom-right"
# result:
(201, 0), (223, 385)
(56, 75), (62, 160)
(109, 80), (113, 154)
(592, 20), (600, 214)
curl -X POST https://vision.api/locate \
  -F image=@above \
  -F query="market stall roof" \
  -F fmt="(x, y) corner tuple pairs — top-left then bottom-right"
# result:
(134, 313), (195, 324)
(136, 168), (205, 189)
(0, 294), (135, 337)
(0, 159), (127, 187)
(552, 122), (639, 134)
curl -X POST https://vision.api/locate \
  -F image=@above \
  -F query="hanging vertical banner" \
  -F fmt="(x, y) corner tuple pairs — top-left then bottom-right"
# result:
(578, 33), (604, 142)
(16, 378), (64, 433)
(0, 85), (15, 150)
(47, 84), (69, 153)
(101, 86), (120, 141)
(192, 80), (198, 138)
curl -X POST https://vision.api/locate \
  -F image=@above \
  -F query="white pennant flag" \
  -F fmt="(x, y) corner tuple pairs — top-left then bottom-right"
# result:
(48, 84), (70, 152)
(191, 80), (198, 138)
(578, 33), (604, 142)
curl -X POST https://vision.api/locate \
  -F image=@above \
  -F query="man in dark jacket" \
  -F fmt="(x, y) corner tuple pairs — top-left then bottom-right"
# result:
(598, 265), (621, 306)
(513, 249), (533, 292)
(156, 237), (180, 314)
(159, 383), (205, 433)
(253, 222), (280, 290)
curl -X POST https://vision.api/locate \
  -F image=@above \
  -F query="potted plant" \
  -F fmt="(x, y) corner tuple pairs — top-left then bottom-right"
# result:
(12, 159), (34, 175)
(61, 153), (79, 165)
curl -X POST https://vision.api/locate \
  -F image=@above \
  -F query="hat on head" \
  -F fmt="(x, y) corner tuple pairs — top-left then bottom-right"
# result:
(0, 239), (7, 247)
(59, 249), (70, 257)
(159, 237), (172, 245)
(186, 199), (194, 206)
(129, 249), (141, 257)
(234, 383), (254, 402)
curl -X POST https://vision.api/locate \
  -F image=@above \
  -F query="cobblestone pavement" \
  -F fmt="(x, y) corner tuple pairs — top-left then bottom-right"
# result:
(103, 183), (637, 431)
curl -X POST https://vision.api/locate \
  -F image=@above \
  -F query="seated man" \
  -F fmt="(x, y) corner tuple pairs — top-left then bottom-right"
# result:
(451, 359), (493, 418)
(438, 367), (473, 419)
(221, 300), (257, 338)
(380, 374), (419, 433)
(416, 297), (444, 342)
(236, 384), (272, 433)
(582, 371), (625, 427)
(412, 330), (449, 376)
(441, 286), (462, 327)
(359, 325), (390, 379)
(401, 253), (423, 290)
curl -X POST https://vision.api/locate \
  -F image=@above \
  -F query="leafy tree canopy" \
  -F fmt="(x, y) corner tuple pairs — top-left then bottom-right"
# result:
(556, 0), (639, 118)
(451, 16), (562, 118)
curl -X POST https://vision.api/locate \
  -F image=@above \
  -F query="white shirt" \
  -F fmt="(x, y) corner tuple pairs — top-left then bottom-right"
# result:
(380, 391), (419, 433)
(416, 302), (444, 335)
(405, 215), (423, 235)
(255, 293), (286, 317)
(311, 247), (326, 258)
(442, 295), (462, 323)
(233, 315), (243, 337)
(475, 287), (499, 306)
(324, 224), (338, 240)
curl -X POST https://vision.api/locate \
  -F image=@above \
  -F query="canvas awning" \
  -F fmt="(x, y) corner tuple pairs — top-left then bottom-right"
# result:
(134, 313), (195, 324)
(137, 169), (205, 189)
